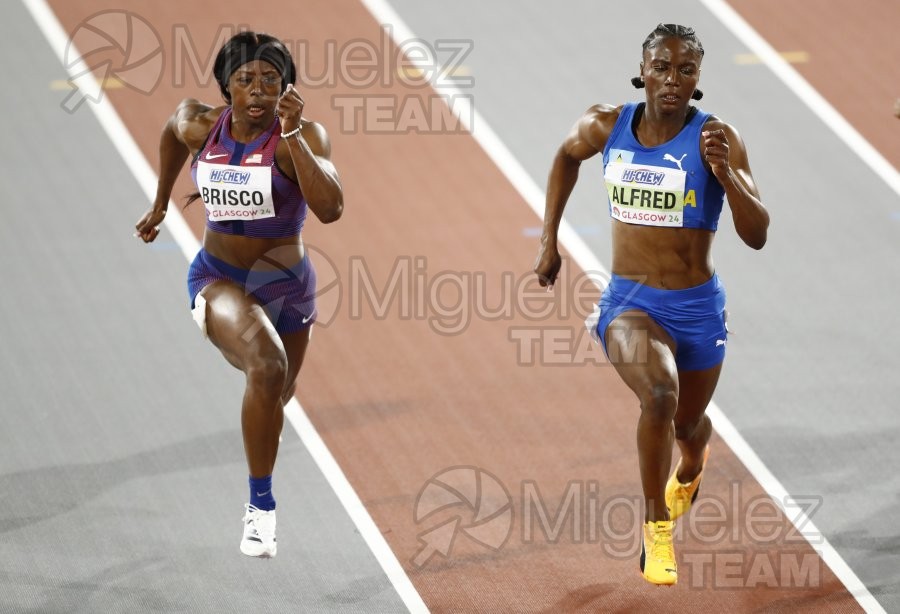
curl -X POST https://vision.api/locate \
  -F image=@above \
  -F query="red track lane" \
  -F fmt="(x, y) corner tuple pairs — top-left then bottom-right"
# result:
(730, 0), (900, 169)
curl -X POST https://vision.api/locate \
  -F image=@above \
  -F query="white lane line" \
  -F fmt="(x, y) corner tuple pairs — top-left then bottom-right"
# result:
(361, 0), (883, 612)
(22, 1), (428, 612)
(21, 0), (200, 260)
(698, 4), (889, 609)
(701, 0), (899, 198)
(358, 0), (609, 285)
(704, 406), (885, 613)
(280, 401), (429, 613)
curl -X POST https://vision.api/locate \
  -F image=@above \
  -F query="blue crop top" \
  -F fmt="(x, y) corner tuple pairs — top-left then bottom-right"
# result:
(602, 102), (725, 231)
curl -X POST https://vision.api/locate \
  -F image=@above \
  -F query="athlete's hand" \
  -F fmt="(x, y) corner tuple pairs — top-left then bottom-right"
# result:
(134, 207), (166, 243)
(277, 84), (304, 133)
(702, 129), (731, 183)
(533, 243), (562, 290)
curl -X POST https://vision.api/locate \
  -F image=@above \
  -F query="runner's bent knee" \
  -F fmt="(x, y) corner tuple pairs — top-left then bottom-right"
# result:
(243, 340), (289, 392)
(639, 384), (678, 423)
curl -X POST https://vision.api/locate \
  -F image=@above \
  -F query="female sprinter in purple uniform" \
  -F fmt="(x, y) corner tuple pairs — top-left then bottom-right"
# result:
(135, 31), (343, 558)
(534, 24), (769, 585)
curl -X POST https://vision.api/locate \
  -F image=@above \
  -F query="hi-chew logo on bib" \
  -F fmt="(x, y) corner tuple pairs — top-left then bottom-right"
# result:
(605, 161), (686, 227)
(196, 160), (275, 221)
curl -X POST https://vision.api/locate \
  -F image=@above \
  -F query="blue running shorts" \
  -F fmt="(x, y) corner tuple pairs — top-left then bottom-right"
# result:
(187, 248), (316, 335)
(591, 273), (727, 371)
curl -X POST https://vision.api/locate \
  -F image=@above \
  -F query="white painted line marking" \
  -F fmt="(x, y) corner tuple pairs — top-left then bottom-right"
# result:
(704, 405), (885, 613)
(362, 0), (884, 611)
(702, 0), (899, 199)
(698, 4), (889, 609)
(733, 50), (810, 65)
(360, 0), (610, 287)
(21, 0), (199, 260)
(281, 400), (429, 614)
(22, 1), (428, 612)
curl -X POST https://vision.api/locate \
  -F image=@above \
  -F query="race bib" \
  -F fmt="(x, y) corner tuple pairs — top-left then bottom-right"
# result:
(196, 160), (275, 222)
(604, 162), (686, 227)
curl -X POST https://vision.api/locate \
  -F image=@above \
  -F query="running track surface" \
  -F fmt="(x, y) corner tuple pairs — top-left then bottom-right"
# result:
(3, 0), (898, 612)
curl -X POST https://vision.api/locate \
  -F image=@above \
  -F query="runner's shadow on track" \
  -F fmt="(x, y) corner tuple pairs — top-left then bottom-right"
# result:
(0, 555), (174, 614)
(306, 399), (418, 433)
(319, 573), (397, 607)
(0, 429), (242, 534)
(828, 527), (900, 558)
(748, 576), (875, 613)
(825, 498), (900, 607)
(737, 425), (900, 481)
(534, 584), (620, 614)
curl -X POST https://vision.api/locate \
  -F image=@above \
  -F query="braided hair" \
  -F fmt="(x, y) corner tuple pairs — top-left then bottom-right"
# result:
(631, 24), (704, 101)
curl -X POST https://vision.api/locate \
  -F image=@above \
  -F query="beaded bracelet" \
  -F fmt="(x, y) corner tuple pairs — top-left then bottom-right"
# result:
(280, 126), (301, 139)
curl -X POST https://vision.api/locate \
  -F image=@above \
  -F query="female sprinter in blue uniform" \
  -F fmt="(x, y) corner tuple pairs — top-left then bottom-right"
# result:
(534, 24), (769, 585)
(134, 32), (343, 558)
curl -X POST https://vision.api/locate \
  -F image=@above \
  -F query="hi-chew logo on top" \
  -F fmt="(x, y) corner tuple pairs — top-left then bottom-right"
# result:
(621, 168), (665, 186)
(209, 169), (251, 184)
